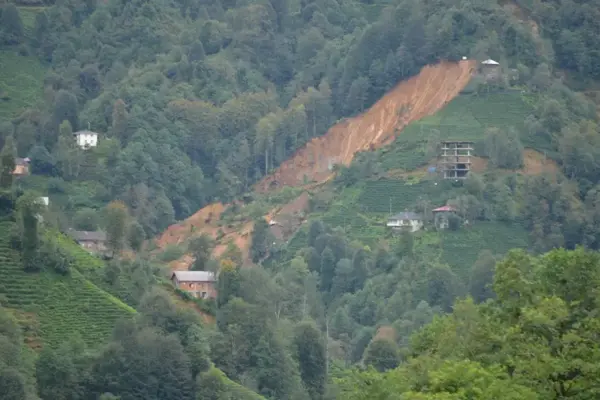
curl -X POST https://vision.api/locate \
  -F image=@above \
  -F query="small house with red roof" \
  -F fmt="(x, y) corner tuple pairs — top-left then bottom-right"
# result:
(432, 205), (457, 230)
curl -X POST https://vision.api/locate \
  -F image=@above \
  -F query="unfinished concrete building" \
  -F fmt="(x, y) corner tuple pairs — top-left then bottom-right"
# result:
(440, 141), (474, 179)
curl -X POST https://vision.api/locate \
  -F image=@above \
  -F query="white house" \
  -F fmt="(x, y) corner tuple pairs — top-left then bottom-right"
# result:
(386, 211), (423, 233)
(73, 130), (99, 149)
(37, 196), (49, 206)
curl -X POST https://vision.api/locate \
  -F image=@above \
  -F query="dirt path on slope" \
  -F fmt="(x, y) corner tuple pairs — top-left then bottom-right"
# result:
(256, 60), (476, 192)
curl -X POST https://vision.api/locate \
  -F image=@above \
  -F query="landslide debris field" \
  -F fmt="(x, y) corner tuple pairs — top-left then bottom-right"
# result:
(256, 60), (476, 191)
(155, 59), (557, 267)
(156, 61), (477, 263)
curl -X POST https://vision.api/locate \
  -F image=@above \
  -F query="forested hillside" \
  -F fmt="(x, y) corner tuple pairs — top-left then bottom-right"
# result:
(4, 0), (600, 398)
(4, 0), (588, 236)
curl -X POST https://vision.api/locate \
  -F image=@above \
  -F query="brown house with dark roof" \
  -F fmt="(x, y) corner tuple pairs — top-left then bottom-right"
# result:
(68, 229), (108, 254)
(171, 270), (217, 299)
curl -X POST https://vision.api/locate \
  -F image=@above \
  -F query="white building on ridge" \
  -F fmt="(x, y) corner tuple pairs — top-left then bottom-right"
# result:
(73, 130), (99, 149)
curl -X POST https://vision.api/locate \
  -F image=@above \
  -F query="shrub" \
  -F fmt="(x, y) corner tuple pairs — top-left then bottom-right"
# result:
(448, 214), (462, 231)
(157, 244), (185, 262)
(38, 237), (72, 275)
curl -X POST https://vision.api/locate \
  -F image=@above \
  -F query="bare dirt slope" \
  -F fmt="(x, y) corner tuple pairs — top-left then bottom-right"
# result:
(256, 60), (476, 192)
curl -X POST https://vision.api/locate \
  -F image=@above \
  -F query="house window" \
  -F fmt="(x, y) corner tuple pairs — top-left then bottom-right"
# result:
(201, 292), (207, 298)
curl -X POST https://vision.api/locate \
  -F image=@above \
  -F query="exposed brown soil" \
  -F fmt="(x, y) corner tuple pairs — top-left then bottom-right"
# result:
(256, 60), (476, 192)
(156, 201), (255, 268)
(160, 191), (311, 271)
(156, 202), (227, 248)
(373, 325), (397, 342)
(266, 191), (311, 242)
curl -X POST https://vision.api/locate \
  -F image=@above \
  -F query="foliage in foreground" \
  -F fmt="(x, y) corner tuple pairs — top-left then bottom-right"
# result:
(338, 247), (600, 399)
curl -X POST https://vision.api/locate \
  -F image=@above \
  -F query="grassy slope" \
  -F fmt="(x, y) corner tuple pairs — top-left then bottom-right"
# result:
(0, 7), (46, 122)
(0, 221), (135, 349)
(0, 49), (45, 121)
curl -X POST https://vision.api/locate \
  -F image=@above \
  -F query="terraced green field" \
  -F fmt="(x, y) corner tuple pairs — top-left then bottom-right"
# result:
(406, 221), (529, 279)
(0, 221), (135, 349)
(378, 90), (545, 172)
(356, 179), (461, 214)
(0, 49), (45, 121)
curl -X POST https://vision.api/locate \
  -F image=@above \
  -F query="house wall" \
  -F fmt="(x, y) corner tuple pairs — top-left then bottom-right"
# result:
(480, 66), (501, 81)
(387, 219), (423, 232)
(434, 212), (457, 229)
(79, 240), (107, 253)
(12, 164), (29, 176)
(76, 134), (98, 148)
(174, 280), (217, 299)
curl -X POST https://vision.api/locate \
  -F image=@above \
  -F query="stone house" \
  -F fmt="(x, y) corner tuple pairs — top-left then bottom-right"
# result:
(171, 270), (217, 300)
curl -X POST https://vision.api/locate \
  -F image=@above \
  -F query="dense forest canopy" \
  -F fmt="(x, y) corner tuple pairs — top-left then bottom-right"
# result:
(3, 0), (600, 398)
(1, 0), (598, 236)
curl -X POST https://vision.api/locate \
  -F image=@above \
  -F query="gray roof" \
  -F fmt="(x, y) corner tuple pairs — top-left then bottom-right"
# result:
(481, 59), (499, 65)
(389, 212), (422, 221)
(68, 230), (107, 242)
(73, 130), (99, 136)
(15, 157), (29, 165)
(171, 270), (216, 282)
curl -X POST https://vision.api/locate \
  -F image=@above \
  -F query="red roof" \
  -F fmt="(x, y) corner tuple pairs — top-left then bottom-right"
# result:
(432, 205), (456, 212)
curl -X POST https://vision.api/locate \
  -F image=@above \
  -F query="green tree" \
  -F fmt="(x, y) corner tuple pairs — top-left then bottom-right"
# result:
(250, 217), (271, 263)
(0, 368), (27, 400)
(73, 207), (100, 231)
(91, 327), (194, 400)
(0, 136), (15, 190)
(188, 234), (215, 271)
(36, 341), (84, 400)
(127, 221), (145, 252)
(111, 99), (129, 144)
(319, 246), (336, 293)
(345, 76), (370, 114)
(0, 5), (24, 45)
(363, 338), (400, 372)
(293, 321), (326, 400)
(216, 259), (241, 308)
(484, 127), (524, 169)
(468, 250), (497, 303)
(17, 192), (41, 271)
(52, 90), (79, 131)
(0, 136), (15, 212)
(105, 201), (129, 256)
